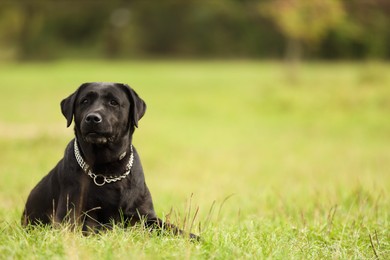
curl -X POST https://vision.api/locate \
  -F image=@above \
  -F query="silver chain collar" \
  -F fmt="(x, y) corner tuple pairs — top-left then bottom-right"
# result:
(73, 138), (134, 186)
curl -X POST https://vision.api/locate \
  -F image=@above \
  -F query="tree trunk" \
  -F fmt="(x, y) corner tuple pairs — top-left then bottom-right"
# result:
(285, 37), (302, 81)
(18, 4), (36, 60)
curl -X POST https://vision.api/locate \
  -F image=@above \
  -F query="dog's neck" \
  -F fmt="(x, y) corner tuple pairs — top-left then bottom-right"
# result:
(75, 134), (132, 167)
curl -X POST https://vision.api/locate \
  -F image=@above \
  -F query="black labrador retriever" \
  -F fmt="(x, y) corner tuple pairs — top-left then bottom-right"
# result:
(22, 82), (197, 239)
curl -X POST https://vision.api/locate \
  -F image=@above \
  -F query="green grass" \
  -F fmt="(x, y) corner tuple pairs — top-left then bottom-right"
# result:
(0, 60), (389, 258)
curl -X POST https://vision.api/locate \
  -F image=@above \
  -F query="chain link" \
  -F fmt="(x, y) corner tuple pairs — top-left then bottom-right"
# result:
(74, 139), (134, 186)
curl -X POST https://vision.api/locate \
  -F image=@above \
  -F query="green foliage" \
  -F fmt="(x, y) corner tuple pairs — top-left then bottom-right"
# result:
(0, 1), (389, 60)
(0, 61), (389, 258)
(260, 0), (345, 43)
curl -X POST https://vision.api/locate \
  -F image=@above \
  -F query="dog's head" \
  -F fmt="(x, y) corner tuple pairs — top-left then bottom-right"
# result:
(61, 82), (146, 144)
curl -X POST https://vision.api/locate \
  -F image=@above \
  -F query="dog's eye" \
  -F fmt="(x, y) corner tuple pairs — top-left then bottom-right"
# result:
(81, 98), (88, 105)
(109, 100), (119, 106)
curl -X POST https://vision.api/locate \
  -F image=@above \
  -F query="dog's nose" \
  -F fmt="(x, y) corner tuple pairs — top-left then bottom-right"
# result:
(85, 113), (102, 124)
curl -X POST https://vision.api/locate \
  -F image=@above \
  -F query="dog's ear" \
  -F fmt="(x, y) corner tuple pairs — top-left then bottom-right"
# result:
(60, 83), (89, 127)
(61, 92), (76, 127)
(120, 84), (146, 128)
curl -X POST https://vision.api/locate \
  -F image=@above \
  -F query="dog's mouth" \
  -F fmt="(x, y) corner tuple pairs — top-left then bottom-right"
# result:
(84, 132), (114, 144)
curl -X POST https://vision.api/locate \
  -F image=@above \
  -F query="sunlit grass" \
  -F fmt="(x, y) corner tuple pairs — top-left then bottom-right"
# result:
(0, 60), (389, 258)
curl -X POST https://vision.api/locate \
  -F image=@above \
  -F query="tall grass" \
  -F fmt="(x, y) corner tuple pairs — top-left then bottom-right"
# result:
(0, 60), (389, 258)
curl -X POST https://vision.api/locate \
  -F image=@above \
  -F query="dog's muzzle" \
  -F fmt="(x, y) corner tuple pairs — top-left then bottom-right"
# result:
(81, 112), (114, 144)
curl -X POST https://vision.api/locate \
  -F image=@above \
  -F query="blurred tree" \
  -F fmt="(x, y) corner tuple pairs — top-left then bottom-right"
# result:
(18, 2), (42, 60)
(0, 6), (21, 59)
(0, 0), (388, 60)
(343, 0), (390, 59)
(317, 0), (390, 60)
(0, 1), (45, 60)
(259, 0), (345, 65)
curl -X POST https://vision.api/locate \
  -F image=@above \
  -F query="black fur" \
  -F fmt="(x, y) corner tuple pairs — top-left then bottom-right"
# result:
(21, 82), (197, 239)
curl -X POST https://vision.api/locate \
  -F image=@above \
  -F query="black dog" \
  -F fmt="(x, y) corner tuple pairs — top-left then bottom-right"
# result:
(22, 82), (197, 239)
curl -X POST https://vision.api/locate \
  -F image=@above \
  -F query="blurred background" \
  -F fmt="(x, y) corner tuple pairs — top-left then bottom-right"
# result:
(1, 0), (390, 247)
(0, 0), (389, 61)
(1, 0), (390, 206)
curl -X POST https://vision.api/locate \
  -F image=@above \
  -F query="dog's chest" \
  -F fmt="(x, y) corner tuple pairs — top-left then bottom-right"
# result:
(85, 184), (122, 208)
(74, 173), (118, 207)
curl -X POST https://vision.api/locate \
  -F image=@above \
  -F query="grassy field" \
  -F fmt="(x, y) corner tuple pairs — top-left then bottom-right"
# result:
(0, 60), (389, 259)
